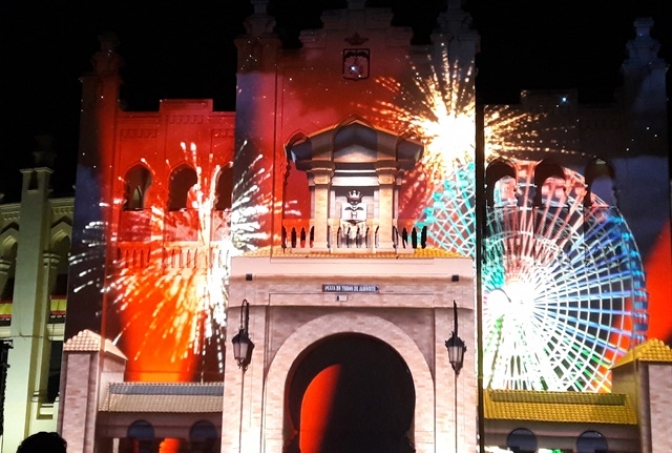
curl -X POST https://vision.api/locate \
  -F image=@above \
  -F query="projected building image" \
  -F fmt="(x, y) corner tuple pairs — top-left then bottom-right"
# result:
(2, 1), (670, 453)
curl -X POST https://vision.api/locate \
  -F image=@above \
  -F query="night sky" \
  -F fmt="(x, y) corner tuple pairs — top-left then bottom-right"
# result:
(2, 0), (670, 202)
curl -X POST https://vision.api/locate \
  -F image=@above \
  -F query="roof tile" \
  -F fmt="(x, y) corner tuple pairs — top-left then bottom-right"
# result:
(100, 382), (223, 413)
(612, 339), (672, 368)
(484, 389), (637, 425)
(63, 329), (126, 360)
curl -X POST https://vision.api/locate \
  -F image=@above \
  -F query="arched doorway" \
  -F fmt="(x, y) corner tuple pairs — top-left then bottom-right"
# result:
(285, 333), (415, 453)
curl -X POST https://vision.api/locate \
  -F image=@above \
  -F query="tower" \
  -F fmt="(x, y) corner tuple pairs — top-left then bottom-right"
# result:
(222, 1), (480, 452)
(1, 136), (72, 452)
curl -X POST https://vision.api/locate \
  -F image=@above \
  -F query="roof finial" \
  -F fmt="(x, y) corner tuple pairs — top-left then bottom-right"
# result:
(33, 133), (57, 168)
(92, 32), (122, 76)
(244, 0), (275, 36)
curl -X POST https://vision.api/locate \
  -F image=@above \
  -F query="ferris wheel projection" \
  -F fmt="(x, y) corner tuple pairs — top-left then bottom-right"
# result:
(422, 160), (647, 392)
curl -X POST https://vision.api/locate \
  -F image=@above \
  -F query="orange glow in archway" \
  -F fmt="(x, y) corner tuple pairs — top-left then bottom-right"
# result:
(289, 334), (415, 453)
(300, 365), (342, 453)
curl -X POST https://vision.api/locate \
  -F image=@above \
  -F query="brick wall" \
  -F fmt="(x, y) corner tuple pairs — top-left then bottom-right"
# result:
(648, 363), (672, 452)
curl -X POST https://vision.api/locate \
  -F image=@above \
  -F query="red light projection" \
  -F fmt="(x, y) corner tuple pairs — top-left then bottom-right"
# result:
(66, 99), (239, 383)
(111, 137), (234, 381)
(288, 334), (415, 453)
(644, 222), (672, 344)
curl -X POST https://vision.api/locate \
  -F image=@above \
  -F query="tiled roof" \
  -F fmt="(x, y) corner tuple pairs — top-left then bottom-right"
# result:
(484, 389), (637, 425)
(99, 382), (223, 413)
(245, 246), (465, 259)
(612, 339), (672, 368)
(63, 329), (126, 360)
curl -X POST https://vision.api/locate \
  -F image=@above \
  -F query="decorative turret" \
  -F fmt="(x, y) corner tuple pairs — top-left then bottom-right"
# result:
(434, 0), (480, 64)
(244, 0), (275, 38)
(621, 18), (668, 157)
(236, 0), (279, 72)
(92, 32), (122, 78)
(32, 134), (57, 169)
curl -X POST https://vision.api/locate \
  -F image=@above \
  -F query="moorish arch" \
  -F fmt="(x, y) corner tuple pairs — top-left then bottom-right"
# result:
(264, 312), (435, 451)
(0, 227), (19, 258)
(50, 220), (72, 249)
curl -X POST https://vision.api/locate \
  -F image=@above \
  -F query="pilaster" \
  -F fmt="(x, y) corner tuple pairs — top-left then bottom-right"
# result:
(375, 164), (399, 251)
(308, 165), (335, 250)
(3, 167), (53, 452)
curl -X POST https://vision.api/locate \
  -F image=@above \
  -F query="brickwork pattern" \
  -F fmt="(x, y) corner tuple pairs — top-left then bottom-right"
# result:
(61, 352), (97, 453)
(223, 255), (476, 453)
(648, 363), (672, 453)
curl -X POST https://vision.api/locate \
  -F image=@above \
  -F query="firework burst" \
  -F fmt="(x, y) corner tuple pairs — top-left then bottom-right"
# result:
(102, 141), (246, 380)
(371, 47), (476, 183)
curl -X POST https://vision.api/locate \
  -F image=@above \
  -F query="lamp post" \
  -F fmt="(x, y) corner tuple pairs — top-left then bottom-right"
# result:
(231, 299), (254, 369)
(231, 300), (254, 453)
(445, 301), (466, 453)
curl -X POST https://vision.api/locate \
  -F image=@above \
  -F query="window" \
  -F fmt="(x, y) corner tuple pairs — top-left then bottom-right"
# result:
(123, 165), (152, 211)
(506, 428), (537, 453)
(214, 163), (233, 211)
(190, 420), (219, 453)
(167, 164), (197, 211)
(127, 420), (155, 453)
(585, 158), (616, 207)
(577, 430), (608, 453)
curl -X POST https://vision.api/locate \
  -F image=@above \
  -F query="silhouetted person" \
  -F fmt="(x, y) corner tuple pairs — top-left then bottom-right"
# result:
(17, 431), (67, 453)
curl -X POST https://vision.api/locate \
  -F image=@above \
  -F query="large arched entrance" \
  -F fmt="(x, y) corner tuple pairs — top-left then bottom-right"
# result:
(285, 333), (415, 453)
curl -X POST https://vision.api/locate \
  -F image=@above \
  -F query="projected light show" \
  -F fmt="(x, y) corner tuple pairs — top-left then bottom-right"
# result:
(64, 3), (671, 398)
(367, 43), (654, 391)
(77, 138), (238, 381)
(422, 160), (647, 392)
(48, 3), (672, 453)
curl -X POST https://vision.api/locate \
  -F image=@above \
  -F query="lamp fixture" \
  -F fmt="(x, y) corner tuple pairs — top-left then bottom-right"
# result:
(445, 301), (467, 375)
(231, 299), (254, 370)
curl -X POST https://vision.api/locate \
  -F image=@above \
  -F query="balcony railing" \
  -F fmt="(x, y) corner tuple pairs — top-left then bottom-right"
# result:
(280, 219), (427, 251)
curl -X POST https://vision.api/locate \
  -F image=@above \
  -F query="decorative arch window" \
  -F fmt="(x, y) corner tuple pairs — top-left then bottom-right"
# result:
(168, 164), (198, 211)
(533, 161), (566, 207)
(485, 160), (517, 207)
(127, 420), (155, 453)
(584, 158), (616, 207)
(214, 163), (234, 211)
(0, 240), (18, 302)
(123, 164), (152, 211)
(190, 420), (219, 453)
(577, 430), (608, 453)
(506, 428), (537, 453)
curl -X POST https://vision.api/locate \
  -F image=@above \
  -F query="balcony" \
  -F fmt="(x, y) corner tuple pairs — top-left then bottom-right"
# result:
(280, 218), (426, 253)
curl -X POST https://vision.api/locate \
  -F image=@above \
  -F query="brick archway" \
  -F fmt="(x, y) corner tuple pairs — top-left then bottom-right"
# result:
(263, 312), (435, 453)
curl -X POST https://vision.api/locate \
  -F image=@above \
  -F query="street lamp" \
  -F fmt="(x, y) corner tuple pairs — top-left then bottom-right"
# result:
(445, 301), (466, 453)
(445, 300), (467, 375)
(231, 299), (254, 370)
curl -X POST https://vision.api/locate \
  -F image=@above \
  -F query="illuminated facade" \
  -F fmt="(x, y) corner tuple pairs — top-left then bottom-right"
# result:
(0, 136), (72, 451)
(52, 1), (672, 453)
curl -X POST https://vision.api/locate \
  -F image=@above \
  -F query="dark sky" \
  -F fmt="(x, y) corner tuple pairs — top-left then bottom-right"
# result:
(1, 0), (670, 202)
